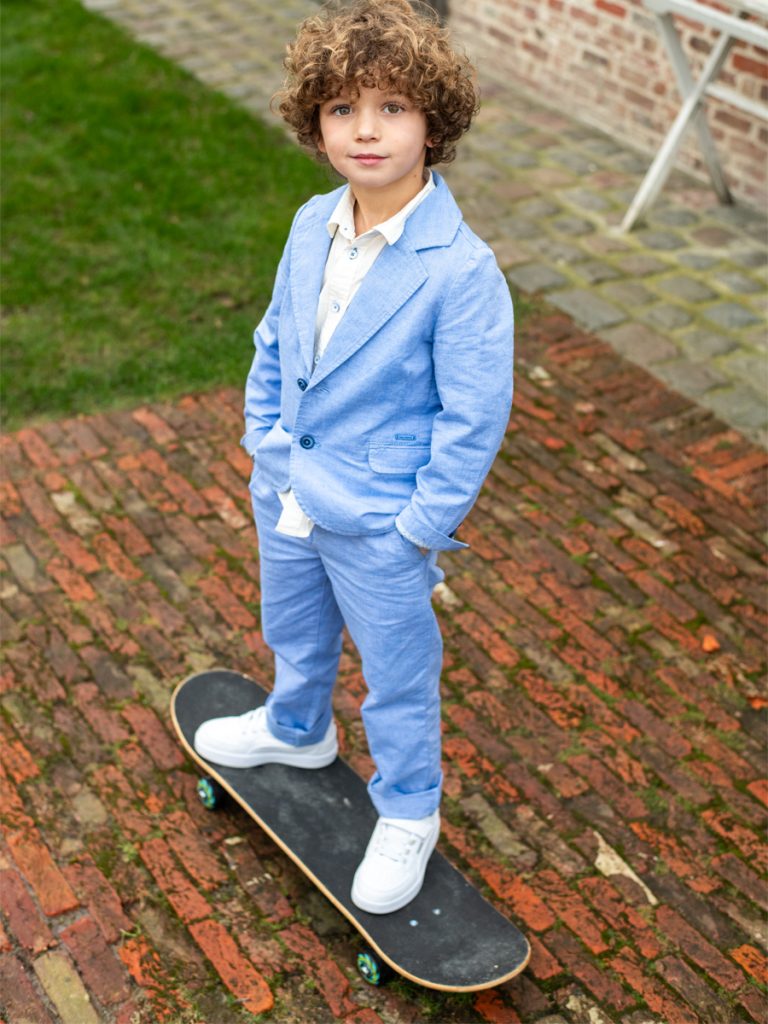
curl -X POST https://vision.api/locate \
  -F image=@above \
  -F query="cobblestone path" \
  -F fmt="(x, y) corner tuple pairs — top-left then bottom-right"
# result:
(83, 0), (768, 446)
(1, 309), (766, 1023)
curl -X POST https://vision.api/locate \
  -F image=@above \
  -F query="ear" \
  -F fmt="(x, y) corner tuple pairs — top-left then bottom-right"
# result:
(317, 133), (326, 154)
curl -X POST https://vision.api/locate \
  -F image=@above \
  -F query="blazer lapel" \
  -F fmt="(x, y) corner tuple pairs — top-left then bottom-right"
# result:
(289, 197), (335, 375)
(309, 241), (427, 387)
(290, 172), (462, 387)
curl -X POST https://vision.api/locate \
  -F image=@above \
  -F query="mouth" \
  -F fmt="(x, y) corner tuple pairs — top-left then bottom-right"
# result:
(352, 154), (386, 165)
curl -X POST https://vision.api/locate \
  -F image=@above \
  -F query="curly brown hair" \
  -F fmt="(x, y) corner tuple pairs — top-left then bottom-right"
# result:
(274, 0), (478, 166)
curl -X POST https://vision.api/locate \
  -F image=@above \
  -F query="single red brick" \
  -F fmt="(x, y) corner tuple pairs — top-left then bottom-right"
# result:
(121, 705), (185, 772)
(197, 577), (257, 630)
(164, 810), (227, 891)
(474, 988), (522, 1023)
(0, 480), (21, 516)
(63, 858), (132, 943)
(499, 875), (557, 933)
(46, 557), (97, 602)
(702, 810), (766, 871)
(73, 684), (131, 744)
(139, 837), (210, 924)
(5, 831), (79, 917)
(281, 923), (356, 1017)
(48, 528), (101, 574)
(16, 428), (59, 470)
(527, 932), (563, 980)
(101, 514), (153, 557)
(16, 479), (61, 528)
(746, 779), (768, 807)
(131, 407), (177, 445)
(61, 915), (131, 1006)
(162, 470), (210, 518)
(0, 869), (55, 953)
(730, 944), (768, 985)
(200, 484), (249, 530)
(224, 840), (293, 922)
(118, 935), (191, 1020)
(0, 739), (40, 784)
(596, 0), (626, 17)
(0, 953), (55, 1023)
(189, 918), (273, 1015)
(533, 869), (610, 956)
(345, 1010), (386, 1024)
(92, 533), (143, 582)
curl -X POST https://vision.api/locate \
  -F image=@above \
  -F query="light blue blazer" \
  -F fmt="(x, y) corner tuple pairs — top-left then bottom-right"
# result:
(242, 171), (514, 552)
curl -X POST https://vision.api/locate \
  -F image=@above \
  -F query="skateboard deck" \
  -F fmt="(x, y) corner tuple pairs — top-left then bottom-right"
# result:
(170, 669), (530, 992)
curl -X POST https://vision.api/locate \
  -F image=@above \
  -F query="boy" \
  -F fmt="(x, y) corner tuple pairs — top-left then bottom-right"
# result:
(195, 0), (513, 914)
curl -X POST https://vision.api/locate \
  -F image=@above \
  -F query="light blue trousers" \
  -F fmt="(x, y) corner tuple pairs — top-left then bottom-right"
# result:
(250, 472), (445, 819)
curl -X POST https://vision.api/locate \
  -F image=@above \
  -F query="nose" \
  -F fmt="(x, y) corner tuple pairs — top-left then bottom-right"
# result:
(354, 109), (379, 141)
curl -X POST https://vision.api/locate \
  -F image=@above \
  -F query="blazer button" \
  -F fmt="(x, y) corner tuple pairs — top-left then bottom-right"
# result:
(299, 435), (315, 449)
(297, 378), (308, 391)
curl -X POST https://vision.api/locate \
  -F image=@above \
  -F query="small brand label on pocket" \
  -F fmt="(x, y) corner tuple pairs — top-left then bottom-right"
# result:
(394, 434), (416, 441)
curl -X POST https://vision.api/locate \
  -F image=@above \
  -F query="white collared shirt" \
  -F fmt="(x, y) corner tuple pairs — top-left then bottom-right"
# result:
(276, 172), (435, 538)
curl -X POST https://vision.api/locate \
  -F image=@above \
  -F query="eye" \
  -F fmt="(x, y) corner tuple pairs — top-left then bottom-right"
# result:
(329, 103), (351, 116)
(383, 102), (404, 114)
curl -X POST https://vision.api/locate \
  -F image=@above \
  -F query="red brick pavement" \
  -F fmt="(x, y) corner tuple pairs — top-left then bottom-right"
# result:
(1, 311), (766, 1023)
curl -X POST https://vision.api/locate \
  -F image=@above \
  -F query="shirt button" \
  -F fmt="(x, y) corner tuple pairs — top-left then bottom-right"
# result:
(299, 435), (315, 449)
(297, 378), (308, 391)
(331, 301), (341, 313)
(348, 247), (358, 260)
(313, 355), (321, 364)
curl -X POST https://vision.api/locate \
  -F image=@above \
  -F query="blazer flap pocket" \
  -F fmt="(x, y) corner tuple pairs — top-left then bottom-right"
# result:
(368, 444), (430, 475)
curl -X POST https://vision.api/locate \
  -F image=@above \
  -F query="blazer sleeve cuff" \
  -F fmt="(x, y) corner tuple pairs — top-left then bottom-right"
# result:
(395, 508), (469, 553)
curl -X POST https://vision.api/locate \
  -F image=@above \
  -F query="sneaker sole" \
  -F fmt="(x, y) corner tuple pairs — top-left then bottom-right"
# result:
(194, 739), (338, 770)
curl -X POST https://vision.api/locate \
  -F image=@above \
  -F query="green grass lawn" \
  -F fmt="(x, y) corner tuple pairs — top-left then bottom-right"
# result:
(1, 0), (333, 429)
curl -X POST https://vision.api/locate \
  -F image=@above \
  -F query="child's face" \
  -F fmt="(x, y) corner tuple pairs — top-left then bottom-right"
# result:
(317, 85), (431, 199)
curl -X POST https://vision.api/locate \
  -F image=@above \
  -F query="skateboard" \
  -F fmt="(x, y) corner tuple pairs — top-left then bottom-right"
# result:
(170, 669), (530, 992)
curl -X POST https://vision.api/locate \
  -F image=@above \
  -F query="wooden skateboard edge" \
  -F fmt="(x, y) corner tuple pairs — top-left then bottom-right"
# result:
(170, 671), (532, 993)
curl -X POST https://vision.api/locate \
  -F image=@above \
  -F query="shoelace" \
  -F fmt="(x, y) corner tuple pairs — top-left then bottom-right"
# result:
(240, 708), (266, 734)
(372, 824), (422, 865)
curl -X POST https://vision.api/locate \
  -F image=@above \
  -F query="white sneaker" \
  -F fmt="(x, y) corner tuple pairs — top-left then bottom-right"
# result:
(351, 810), (440, 914)
(193, 706), (337, 769)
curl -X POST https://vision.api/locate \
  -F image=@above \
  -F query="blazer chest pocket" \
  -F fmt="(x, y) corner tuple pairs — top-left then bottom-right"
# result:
(368, 444), (430, 475)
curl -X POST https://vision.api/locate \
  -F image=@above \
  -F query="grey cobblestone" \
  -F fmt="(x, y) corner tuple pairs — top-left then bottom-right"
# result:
(82, 0), (767, 446)
(640, 303), (693, 331)
(505, 263), (569, 293)
(652, 359), (728, 397)
(600, 280), (655, 307)
(677, 328), (738, 359)
(713, 270), (764, 295)
(574, 261), (620, 285)
(703, 303), (763, 330)
(600, 323), (679, 364)
(657, 275), (718, 303)
(547, 288), (625, 330)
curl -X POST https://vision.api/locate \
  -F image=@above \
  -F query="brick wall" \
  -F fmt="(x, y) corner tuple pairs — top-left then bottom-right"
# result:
(449, 0), (768, 207)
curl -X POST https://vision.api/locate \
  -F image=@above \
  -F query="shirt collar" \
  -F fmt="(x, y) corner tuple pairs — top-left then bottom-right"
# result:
(326, 170), (435, 245)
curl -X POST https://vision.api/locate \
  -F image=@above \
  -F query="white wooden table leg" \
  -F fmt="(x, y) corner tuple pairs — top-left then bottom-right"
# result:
(655, 13), (733, 204)
(620, 23), (734, 231)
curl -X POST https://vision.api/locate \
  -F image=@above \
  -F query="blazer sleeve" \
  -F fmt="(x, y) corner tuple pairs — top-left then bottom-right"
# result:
(396, 245), (514, 551)
(240, 202), (307, 457)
